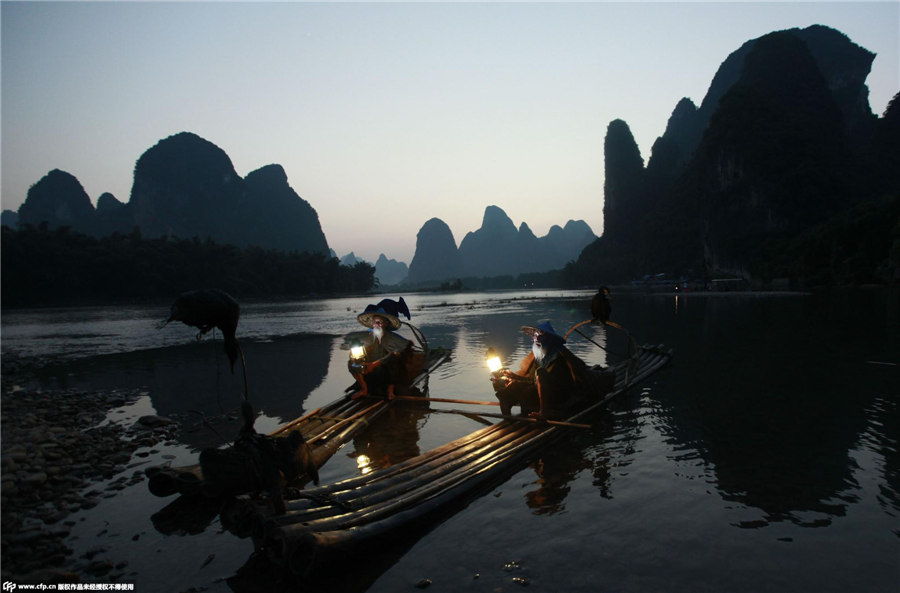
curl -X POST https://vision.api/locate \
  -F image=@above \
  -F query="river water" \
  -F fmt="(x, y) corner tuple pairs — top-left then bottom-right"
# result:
(1, 288), (898, 592)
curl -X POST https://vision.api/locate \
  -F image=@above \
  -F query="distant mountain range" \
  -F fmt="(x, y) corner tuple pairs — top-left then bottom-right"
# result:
(5, 24), (896, 290)
(407, 206), (596, 284)
(337, 251), (409, 286)
(4, 132), (593, 285)
(333, 206), (596, 286)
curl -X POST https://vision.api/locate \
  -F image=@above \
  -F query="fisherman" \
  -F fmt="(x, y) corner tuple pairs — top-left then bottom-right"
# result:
(491, 320), (596, 419)
(344, 297), (420, 398)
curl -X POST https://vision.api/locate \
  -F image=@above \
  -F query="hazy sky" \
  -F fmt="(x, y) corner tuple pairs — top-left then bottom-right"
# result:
(2, 1), (897, 264)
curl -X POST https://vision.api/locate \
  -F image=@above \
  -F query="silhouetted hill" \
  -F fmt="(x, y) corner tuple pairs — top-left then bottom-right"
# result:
(602, 121), (648, 245)
(91, 192), (130, 237)
(654, 24), (876, 172)
(17, 169), (95, 231)
(130, 132), (243, 241)
(96, 192), (123, 212)
(545, 220), (597, 261)
(569, 25), (898, 287)
(457, 206), (523, 277)
(131, 133), (329, 254)
(241, 163), (328, 254)
(407, 218), (461, 284)
(10, 132), (330, 256)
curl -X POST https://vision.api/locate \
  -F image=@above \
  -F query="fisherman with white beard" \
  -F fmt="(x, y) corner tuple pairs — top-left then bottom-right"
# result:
(343, 297), (415, 398)
(492, 321), (590, 419)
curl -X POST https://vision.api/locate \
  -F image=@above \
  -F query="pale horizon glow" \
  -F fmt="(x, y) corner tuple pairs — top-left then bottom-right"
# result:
(2, 1), (898, 264)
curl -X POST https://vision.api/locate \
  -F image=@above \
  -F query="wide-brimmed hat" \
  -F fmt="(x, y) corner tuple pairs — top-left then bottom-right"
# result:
(357, 297), (410, 330)
(520, 320), (566, 344)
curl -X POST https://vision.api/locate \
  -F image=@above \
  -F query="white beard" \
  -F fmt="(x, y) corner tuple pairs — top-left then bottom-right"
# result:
(533, 342), (545, 363)
(372, 327), (385, 341)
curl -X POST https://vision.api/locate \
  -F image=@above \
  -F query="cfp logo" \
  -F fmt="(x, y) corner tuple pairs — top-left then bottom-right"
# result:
(2, 582), (16, 592)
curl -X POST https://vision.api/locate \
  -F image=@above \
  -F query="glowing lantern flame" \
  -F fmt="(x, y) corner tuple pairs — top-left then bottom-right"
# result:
(485, 347), (503, 373)
(356, 454), (372, 475)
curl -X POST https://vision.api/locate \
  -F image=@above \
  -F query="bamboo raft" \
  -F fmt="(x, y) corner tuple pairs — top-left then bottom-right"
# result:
(222, 343), (672, 579)
(145, 347), (452, 498)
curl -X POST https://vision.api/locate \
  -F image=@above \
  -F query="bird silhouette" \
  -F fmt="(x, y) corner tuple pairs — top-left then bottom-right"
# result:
(162, 288), (241, 372)
(590, 286), (612, 323)
(366, 297), (411, 320)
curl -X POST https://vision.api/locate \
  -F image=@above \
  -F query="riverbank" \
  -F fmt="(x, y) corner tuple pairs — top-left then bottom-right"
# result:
(0, 371), (179, 584)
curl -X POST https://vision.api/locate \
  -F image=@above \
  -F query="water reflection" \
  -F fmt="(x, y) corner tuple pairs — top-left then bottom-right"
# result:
(26, 333), (333, 450)
(150, 493), (222, 536)
(348, 401), (431, 473)
(636, 291), (899, 529)
(521, 401), (638, 514)
(863, 394), (900, 522)
(524, 440), (593, 515)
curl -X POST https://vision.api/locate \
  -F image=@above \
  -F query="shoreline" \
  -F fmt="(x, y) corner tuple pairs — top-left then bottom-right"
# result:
(0, 378), (178, 584)
(4, 284), (894, 314)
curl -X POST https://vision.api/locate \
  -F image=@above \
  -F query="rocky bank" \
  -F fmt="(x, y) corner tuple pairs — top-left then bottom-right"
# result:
(0, 368), (180, 584)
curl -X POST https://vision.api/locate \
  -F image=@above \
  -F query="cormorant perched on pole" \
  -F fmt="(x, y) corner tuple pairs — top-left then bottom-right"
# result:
(160, 288), (242, 374)
(591, 286), (612, 323)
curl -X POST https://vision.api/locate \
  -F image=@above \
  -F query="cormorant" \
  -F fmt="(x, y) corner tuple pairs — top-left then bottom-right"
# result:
(364, 297), (411, 321)
(590, 286), (612, 323)
(162, 288), (241, 372)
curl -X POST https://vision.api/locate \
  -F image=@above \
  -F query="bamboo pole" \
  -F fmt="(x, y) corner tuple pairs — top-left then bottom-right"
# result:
(278, 421), (515, 512)
(270, 406), (324, 436)
(274, 348), (448, 437)
(361, 394), (500, 406)
(432, 408), (592, 429)
(272, 396), (361, 437)
(306, 401), (385, 444)
(272, 422), (543, 538)
(272, 423), (534, 524)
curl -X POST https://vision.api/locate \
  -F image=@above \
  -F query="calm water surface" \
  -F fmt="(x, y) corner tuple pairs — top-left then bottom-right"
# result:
(2, 288), (898, 592)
